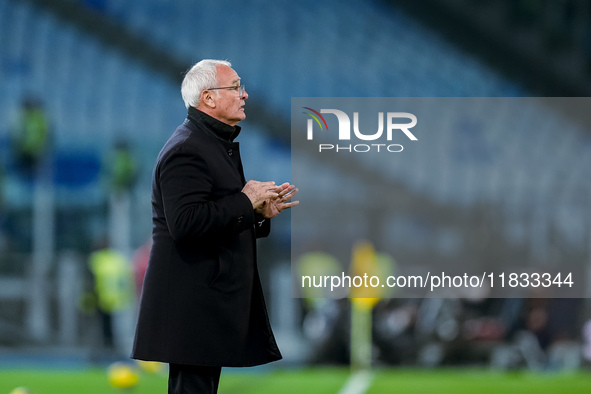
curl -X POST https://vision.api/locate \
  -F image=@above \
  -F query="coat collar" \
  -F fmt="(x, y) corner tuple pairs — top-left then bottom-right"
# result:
(187, 107), (242, 142)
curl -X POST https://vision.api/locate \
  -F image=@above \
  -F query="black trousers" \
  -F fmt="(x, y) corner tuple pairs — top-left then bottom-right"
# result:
(168, 363), (222, 394)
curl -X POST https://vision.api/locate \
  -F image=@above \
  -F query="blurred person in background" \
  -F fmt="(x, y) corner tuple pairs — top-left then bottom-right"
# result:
(83, 240), (135, 360)
(131, 59), (298, 394)
(523, 297), (583, 370)
(105, 139), (138, 195)
(10, 96), (50, 177)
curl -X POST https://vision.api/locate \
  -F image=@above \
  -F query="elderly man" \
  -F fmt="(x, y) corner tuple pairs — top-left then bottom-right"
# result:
(131, 59), (298, 393)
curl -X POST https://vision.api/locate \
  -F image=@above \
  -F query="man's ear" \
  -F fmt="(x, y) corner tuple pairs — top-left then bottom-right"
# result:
(200, 90), (216, 108)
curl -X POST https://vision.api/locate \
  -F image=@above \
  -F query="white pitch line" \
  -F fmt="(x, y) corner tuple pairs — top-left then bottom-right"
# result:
(338, 370), (373, 394)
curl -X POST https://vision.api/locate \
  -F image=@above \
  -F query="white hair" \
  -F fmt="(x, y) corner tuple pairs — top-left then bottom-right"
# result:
(181, 59), (232, 109)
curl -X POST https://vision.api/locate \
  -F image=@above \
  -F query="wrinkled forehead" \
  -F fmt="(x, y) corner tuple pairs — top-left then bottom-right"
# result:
(216, 64), (241, 86)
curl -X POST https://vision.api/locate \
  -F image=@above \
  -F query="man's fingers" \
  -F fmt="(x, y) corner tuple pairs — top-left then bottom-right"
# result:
(277, 182), (290, 190)
(281, 187), (299, 201)
(278, 184), (294, 196)
(281, 200), (300, 210)
(245, 180), (299, 211)
(272, 183), (297, 197)
(265, 190), (279, 199)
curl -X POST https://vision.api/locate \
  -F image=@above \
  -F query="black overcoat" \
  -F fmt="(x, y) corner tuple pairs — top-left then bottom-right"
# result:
(131, 108), (282, 367)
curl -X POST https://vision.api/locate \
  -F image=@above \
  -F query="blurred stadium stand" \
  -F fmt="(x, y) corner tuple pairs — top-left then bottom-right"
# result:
(0, 0), (590, 368)
(393, 0), (591, 97)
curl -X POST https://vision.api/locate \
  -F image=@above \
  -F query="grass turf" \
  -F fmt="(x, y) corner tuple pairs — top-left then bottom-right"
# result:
(367, 369), (591, 393)
(0, 368), (589, 393)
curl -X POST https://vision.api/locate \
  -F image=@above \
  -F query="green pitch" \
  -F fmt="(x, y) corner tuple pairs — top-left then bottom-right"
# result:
(0, 368), (589, 393)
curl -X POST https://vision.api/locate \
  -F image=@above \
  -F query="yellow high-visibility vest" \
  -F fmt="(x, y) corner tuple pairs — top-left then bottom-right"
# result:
(89, 249), (134, 313)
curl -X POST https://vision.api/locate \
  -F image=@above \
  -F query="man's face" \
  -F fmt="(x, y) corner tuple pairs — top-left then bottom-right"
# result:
(210, 65), (248, 126)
